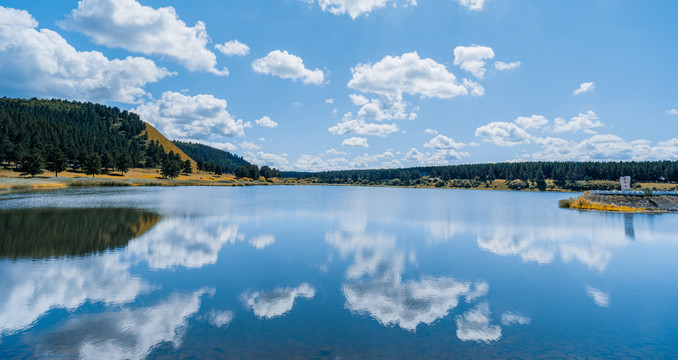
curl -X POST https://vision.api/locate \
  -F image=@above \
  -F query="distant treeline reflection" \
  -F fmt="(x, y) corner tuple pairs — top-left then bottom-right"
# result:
(0, 208), (161, 259)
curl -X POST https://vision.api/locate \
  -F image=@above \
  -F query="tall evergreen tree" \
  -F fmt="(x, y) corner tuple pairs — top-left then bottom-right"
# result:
(83, 153), (102, 177)
(45, 147), (67, 177)
(20, 147), (45, 178)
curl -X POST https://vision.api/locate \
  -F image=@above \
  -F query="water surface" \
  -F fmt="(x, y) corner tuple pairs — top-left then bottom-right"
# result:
(1, 186), (677, 359)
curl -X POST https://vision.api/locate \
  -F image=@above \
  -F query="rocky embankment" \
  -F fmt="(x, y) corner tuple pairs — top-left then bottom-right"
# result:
(582, 193), (678, 212)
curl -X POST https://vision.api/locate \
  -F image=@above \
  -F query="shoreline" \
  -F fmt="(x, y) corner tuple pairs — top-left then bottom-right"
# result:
(2, 169), (676, 196)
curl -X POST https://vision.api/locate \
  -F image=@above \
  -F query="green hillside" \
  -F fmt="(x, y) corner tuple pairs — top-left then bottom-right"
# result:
(173, 140), (250, 174)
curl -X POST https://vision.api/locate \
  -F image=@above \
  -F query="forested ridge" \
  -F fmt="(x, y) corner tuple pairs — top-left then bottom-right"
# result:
(172, 140), (250, 175)
(0, 97), (195, 177)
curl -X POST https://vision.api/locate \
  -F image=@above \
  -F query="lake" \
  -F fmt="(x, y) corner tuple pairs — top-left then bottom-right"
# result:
(1, 186), (677, 359)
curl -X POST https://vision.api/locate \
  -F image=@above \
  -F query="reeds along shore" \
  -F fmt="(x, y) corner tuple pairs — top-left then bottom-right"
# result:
(560, 192), (678, 212)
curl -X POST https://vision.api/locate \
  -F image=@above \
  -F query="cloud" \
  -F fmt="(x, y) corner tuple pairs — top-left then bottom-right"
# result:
(585, 286), (610, 307)
(328, 228), (490, 332)
(453, 44), (495, 79)
(348, 52), (468, 100)
(308, 0), (417, 19)
(328, 114), (399, 137)
(666, 109), (678, 115)
(0, 255), (149, 338)
(325, 98), (335, 104)
(424, 135), (466, 150)
(245, 151), (290, 168)
(495, 61), (521, 70)
(254, 116), (278, 128)
(552, 110), (602, 133)
(0, 6), (171, 104)
(475, 122), (532, 146)
(514, 115), (549, 129)
(454, 0), (486, 11)
(239, 141), (261, 150)
(59, 0), (227, 75)
(350, 94), (415, 121)
(125, 217), (244, 269)
(342, 137), (370, 148)
(500, 312), (531, 326)
(215, 40), (250, 56)
(455, 302), (502, 343)
(462, 78), (486, 97)
(326, 148), (347, 155)
(241, 283), (315, 319)
(206, 310), (235, 327)
(343, 278), (487, 331)
(349, 151), (397, 168)
(249, 235), (276, 249)
(425, 129), (438, 135)
(37, 290), (210, 360)
(133, 91), (245, 140)
(573, 81), (595, 95)
(252, 50), (325, 85)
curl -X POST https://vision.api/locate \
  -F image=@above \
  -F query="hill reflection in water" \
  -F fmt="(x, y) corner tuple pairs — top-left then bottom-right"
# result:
(0, 208), (161, 259)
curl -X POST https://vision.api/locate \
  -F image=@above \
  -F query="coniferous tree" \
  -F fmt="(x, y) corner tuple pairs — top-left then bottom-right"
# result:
(46, 147), (67, 177)
(116, 152), (131, 175)
(161, 157), (181, 179)
(101, 152), (115, 174)
(20, 147), (45, 178)
(182, 160), (192, 175)
(83, 153), (102, 177)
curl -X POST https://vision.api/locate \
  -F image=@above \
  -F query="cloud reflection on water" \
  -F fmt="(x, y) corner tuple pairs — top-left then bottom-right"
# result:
(241, 283), (316, 319)
(36, 289), (211, 360)
(0, 255), (150, 338)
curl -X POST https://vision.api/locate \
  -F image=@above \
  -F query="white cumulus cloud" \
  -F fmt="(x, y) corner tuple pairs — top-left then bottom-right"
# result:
(424, 135), (466, 149)
(342, 137), (370, 148)
(0, 6), (171, 104)
(514, 115), (549, 129)
(215, 40), (250, 56)
(245, 151), (290, 168)
(348, 52), (469, 100)
(494, 61), (521, 70)
(255, 116), (278, 128)
(666, 109), (678, 115)
(59, 0), (227, 75)
(552, 110), (602, 133)
(455, 0), (485, 11)
(252, 50), (325, 85)
(329, 114), (399, 137)
(573, 81), (595, 95)
(309, 0), (417, 19)
(133, 91), (245, 140)
(475, 122), (532, 146)
(453, 44), (495, 79)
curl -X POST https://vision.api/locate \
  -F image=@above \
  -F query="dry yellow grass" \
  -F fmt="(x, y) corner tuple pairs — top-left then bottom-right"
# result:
(143, 122), (197, 169)
(559, 196), (647, 212)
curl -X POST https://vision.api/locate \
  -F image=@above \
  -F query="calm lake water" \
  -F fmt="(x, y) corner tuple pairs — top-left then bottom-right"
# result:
(1, 186), (677, 359)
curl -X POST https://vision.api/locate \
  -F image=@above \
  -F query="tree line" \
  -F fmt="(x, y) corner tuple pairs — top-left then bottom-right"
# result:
(284, 160), (678, 189)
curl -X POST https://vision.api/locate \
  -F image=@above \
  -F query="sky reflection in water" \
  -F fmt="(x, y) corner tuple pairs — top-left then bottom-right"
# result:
(1, 186), (677, 359)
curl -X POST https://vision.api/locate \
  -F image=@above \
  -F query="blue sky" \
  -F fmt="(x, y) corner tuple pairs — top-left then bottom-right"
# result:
(1, 0), (677, 171)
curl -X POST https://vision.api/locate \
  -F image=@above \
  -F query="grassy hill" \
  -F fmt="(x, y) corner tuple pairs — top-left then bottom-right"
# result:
(143, 122), (197, 169)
